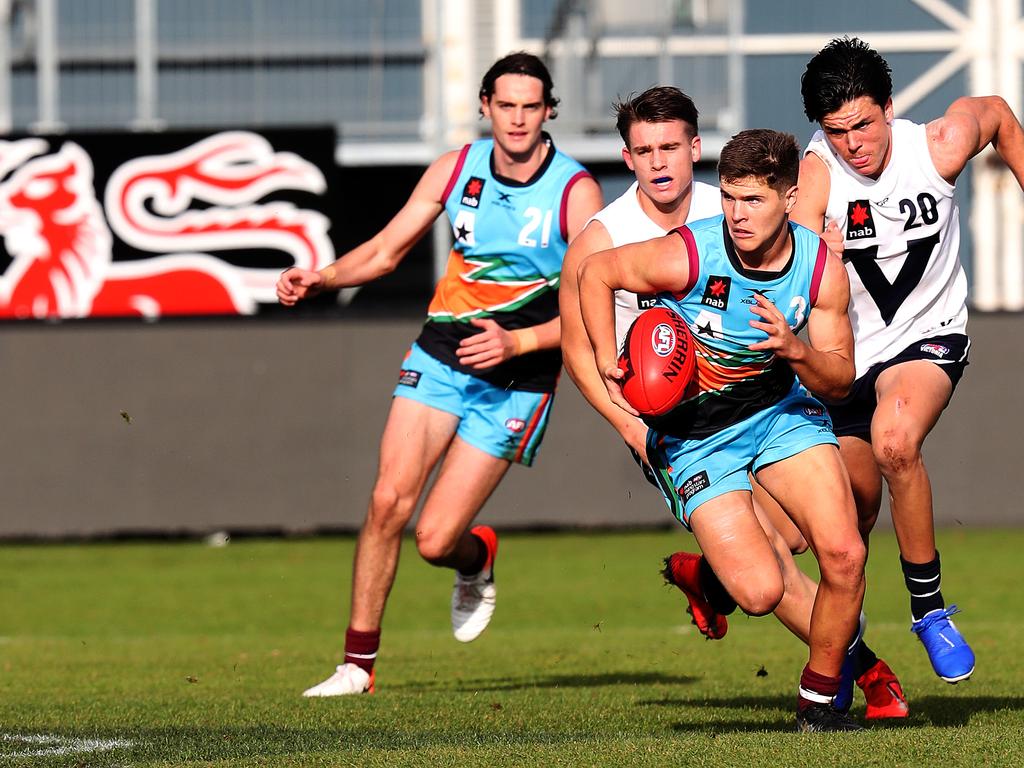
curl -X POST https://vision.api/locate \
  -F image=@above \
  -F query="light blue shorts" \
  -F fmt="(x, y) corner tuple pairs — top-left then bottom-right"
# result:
(645, 382), (838, 530)
(392, 343), (554, 466)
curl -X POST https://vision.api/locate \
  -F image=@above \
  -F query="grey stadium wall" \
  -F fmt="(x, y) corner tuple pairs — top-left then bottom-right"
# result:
(0, 313), (1020, 539)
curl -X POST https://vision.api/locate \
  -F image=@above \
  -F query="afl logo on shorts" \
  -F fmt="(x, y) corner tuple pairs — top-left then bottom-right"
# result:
(651, 323), (677, 357)
(504, 418), (527, 433)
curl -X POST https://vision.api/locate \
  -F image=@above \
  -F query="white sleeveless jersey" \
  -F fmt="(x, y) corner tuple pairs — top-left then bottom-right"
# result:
(590, 180), (721, 351)
(804, 119), (968, 378)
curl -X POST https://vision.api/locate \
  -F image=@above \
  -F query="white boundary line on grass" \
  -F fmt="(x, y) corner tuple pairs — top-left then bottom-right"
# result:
(1, 733), (133, 758)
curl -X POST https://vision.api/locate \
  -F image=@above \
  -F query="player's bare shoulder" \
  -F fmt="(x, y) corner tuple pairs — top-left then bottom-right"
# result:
(926, 100), (988, 183)
(565, 175), (605, 240)
(792, 152), (831, 227)
(574, 217), (612, 255)
(419, 147), (466, 199)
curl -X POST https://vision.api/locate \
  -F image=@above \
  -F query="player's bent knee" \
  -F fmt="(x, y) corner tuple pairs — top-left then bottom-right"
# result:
(872, 434), (922, 478)
(857, 510), (878, 538)
(366, 483), (416, 537)
(414, 529), (458, 564)
(816, 537), (866, 589)
(787, 533), (809, 555)
(733, 581), (784, 617)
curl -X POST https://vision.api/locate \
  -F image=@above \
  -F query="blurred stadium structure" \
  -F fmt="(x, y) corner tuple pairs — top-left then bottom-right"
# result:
(0, 0), (1022, 538)
(0, 0), (1020, 309)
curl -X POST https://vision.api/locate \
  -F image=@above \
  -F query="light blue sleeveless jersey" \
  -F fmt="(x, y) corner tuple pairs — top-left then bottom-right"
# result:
(653, 215), (829, 438)
(416, 134), (591, 392)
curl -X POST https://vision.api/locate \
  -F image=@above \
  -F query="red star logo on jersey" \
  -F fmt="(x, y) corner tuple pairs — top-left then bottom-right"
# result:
(845, 199), (876, 241)
(700, 274), (731, 309)
(460, 176), (486, 208)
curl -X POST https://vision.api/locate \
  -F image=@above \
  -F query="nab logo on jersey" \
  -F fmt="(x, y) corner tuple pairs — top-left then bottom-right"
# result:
(701, 275), (731, 310)
(846, 200), (876, 241)
(461, 176), (486, 208)
(637, 294), (658, 310)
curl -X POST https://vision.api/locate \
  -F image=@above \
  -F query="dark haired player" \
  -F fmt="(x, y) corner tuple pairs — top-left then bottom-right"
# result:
(562, 87), (906, 720)
(793, 37), (1024, 684)
(278, 52), (602, 696)
(578, 129), (867, 732)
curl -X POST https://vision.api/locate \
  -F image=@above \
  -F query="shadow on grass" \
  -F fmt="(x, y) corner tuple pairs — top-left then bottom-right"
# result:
(908, 694), (1024, 727)
(640, 693), (1024, 733)
(294, 670), (701, 696)
(423, 670), (701, 693)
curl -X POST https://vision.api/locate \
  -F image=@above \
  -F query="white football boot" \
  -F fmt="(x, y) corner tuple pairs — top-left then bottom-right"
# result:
(451, 525), (498, 643)
(301, 663), (374, 697)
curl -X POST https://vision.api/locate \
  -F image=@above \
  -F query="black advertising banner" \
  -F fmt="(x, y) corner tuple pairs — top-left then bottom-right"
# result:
(0, 128), (339, 319)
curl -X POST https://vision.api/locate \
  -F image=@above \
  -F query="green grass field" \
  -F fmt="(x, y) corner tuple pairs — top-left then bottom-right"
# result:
(2, 527), (1023, 767)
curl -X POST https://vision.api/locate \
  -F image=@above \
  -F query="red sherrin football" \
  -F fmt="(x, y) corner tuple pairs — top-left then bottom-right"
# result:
(617, 306), (696, 417)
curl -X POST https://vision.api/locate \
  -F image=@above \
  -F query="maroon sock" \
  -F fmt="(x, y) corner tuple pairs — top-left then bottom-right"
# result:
(344, 627), (380, 674)
(797, 664), (841, 712)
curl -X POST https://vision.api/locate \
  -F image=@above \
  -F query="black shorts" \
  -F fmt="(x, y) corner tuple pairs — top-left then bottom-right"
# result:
(825, 333), (970, 439)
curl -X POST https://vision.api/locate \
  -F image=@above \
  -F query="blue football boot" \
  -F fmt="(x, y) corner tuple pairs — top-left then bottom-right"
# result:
(833, 612), (866, 713)
(911, 605), (975, 683)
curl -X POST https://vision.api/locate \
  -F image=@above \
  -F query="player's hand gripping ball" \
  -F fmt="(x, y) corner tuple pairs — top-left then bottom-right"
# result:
(617, 307), (696, 416)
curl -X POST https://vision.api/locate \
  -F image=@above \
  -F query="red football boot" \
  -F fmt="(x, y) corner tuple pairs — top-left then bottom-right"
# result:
(663, 551), (728, 640)
(857, 659), (909, 719)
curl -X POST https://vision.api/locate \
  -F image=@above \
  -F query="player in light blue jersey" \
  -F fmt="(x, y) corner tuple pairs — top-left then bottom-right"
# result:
(578, 129), (866, 732)
(278, 53), (602, 697)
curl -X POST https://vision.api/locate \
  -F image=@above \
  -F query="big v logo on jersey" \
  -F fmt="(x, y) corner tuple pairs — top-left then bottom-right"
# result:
(846, 200), (877, 241)
(0, 128), (338, 320)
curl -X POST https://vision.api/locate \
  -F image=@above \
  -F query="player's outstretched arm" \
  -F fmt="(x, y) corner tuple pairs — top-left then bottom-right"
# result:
(750, 249), (854, 400)
(560, 221), (649, 457)
(276, 150), (458, 306)
(930, 96), (1024, 187)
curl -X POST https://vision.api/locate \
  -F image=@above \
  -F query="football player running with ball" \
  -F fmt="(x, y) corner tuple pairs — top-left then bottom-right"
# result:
(278, 53), (602, 697)
(793, 37), (1024, 684)
(578, 129), (867, 732)
(561, 86), (907, 721)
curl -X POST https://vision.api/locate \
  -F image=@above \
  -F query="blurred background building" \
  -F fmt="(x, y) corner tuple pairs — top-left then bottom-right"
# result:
(1, 0), (1020, 310)
(1, 0), (1021, 537)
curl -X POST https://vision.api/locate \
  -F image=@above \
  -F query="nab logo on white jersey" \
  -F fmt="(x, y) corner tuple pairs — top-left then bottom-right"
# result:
(846, 200), (876, 241)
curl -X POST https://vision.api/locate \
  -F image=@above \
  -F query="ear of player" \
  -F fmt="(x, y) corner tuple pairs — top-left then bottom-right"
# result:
(618, 307), (696, 416)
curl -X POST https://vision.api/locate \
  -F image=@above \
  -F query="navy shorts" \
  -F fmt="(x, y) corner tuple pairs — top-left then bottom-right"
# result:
(826, 333), (970, 439)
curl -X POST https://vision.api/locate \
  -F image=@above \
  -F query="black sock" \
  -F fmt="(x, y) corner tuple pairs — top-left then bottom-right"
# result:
(901, 551), (944, 621)
(457, 533), (488, 576)
(698, 555), (738, 616)
(854, 640), (880, 679)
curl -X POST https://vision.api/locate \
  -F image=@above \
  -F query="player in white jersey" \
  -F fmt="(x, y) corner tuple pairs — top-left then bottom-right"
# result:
(793, 37), (1024, 685)
(560, 86), (907, 719)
